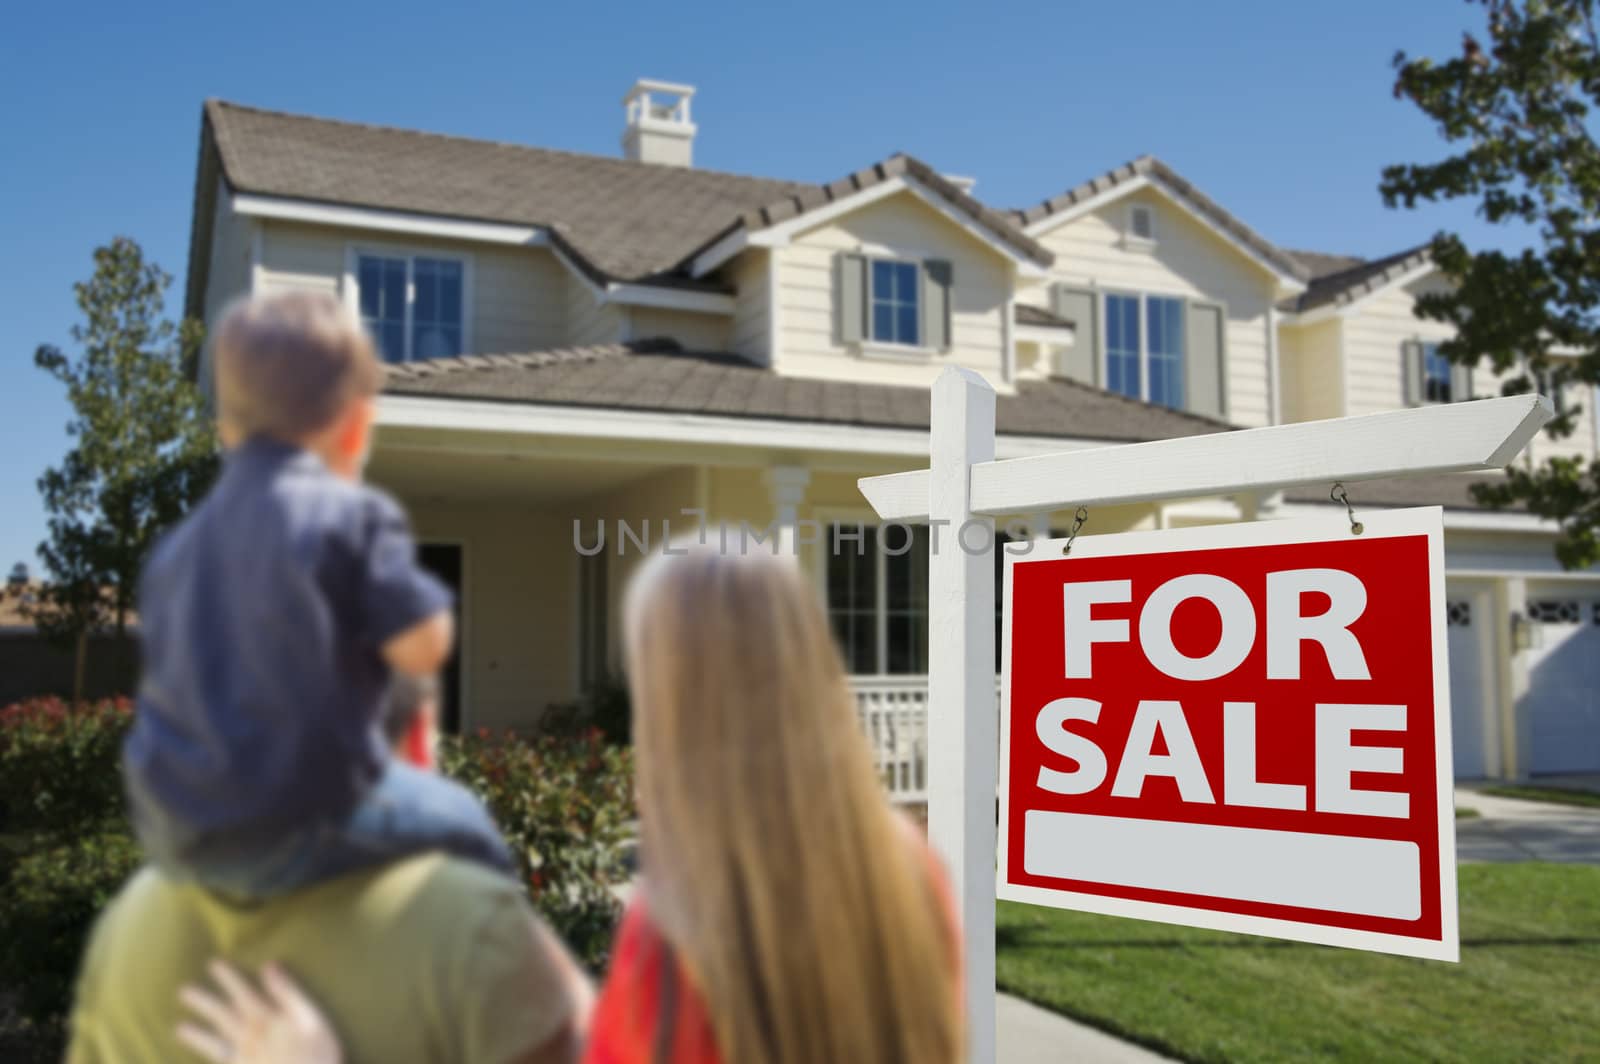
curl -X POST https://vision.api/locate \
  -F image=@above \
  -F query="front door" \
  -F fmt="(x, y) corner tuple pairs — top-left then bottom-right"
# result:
(418, 543), (464, 734)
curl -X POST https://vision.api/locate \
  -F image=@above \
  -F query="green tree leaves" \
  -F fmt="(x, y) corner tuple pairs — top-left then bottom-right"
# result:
(1383, 0), (1600, 566)
(27, 237), (217, 697)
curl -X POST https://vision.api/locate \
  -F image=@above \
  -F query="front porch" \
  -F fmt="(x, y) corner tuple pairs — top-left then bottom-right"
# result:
(366, 414), (1240, 793)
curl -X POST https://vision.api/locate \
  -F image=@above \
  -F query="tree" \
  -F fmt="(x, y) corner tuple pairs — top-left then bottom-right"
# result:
(30, 237), (217, 701)
(1382, 0), (1600, 568)
(6, 562), (26, 589)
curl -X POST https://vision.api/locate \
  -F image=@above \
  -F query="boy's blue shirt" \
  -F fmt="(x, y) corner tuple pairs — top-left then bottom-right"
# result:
(124, 435), (452, 860)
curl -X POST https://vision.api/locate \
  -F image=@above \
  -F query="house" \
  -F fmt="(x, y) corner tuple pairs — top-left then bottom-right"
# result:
(184, 81), (1600, 787)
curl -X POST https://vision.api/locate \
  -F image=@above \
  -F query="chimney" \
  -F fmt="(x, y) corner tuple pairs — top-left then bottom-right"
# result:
(622, 79), (697, 167)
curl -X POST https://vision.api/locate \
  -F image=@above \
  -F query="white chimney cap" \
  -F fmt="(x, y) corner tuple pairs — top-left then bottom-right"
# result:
(623, 79), (697, 104)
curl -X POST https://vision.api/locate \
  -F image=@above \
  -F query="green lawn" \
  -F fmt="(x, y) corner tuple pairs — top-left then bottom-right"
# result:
(1480, 785), (1600, 809)
(996, 863), (1600, 1063)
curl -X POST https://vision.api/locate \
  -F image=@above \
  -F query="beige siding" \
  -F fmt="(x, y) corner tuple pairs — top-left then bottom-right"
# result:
(199, 183), (254, 394)
(1340, 280), (1453, 417)
(565, 270), (625, 347)
(1279, 318), (1343, 423)
(406, 502), (576, 732)
(254, 221), (566, 353)
(628, 307), (732, 351)
(730, 250), (772, 365)
(1035, 187), (1279, 427)
(774, 190), (1012, 390)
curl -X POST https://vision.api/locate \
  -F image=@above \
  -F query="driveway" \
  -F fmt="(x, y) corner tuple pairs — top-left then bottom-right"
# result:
(1455, 786), (1600, 864)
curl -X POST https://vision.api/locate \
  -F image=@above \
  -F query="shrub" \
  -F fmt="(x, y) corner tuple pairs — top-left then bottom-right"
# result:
(0, 698), (132, 835)
(440, 728), (635, 969)
(540, 676), (632, 746)
(0, 829), (140, 1026)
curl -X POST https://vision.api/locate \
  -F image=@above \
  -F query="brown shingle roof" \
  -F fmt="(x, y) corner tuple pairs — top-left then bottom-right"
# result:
(1011, 156), (1310, 284)
(194, 100), (1051, 317)
(1288, 244), (1433, 313)
(384, 340), (1228, 444)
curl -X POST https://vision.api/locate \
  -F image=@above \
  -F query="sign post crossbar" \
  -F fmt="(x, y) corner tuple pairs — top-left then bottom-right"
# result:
(857, 368), (1552, 1064)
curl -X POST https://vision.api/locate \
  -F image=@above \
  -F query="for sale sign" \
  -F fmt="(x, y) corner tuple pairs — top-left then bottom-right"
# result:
(997, 507), (1459, 960)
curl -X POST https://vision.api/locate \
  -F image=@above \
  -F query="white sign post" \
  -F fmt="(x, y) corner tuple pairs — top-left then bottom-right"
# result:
(858, 367), (1552, 1064)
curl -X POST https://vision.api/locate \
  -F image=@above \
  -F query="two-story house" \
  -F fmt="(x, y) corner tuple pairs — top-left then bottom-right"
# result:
(185, 81), (1599, 786)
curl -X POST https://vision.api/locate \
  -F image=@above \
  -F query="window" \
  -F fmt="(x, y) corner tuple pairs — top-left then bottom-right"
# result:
(870, 259), (921, 347)
(1147, 296), (1186, 409)
(1105, 292), (1187, 408)
(1528, 599), (1581, 624)
(825, 523), (929, 674)
(354, 252), (466, 362)
(1106, 293), (1141, 399)
(1422, 342), (1452, 404)
(1128, 204), (1156, 243)
(577, 551), (609, 692)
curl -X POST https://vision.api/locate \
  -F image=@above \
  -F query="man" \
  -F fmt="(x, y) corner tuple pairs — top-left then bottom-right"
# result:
(68, 675), (591, 1063)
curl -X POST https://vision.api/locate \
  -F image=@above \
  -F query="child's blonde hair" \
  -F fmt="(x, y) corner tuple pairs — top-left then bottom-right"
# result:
(214, 291), (384, 442)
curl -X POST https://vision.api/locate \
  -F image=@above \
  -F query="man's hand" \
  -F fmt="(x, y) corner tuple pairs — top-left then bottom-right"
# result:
(383, 610), (453, 676)
(177, 961), (342, 1064)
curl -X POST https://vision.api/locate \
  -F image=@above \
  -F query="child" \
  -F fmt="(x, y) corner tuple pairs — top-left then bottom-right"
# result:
(123, 290), (511, 898)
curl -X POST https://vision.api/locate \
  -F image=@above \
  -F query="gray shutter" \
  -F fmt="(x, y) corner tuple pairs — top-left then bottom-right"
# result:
(1051, 284), (1100, 385)
(1450, 362), (1473, 402)
(1401, 340), (1424, 406)
(836, 253), (867, 345)
(921, 259), (953, 351)
(1184, 300), (1227, 419)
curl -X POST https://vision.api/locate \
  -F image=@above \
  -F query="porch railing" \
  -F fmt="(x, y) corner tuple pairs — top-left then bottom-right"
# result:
(851, 677), (930, 803)
(850, 676), (1004, 805)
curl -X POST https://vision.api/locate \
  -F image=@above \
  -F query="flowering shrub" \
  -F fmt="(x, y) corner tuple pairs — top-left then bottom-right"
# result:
(0, 697), (132, 835)
(440, 728), (635, 969)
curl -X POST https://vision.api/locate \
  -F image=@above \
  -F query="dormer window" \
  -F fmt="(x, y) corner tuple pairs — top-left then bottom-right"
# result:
(1126, 203), (1157, 246)
(349, 249), (469, 363)
(870, 259), (922, 347)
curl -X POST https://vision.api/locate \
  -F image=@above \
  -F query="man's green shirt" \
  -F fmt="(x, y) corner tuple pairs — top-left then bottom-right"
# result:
(68, 854), (576, 1063)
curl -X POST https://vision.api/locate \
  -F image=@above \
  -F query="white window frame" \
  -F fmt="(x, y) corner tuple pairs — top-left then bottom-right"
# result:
(342, 243), (475, 362)
(1102, 289), (1187, 407)
(865, 255), (926, 354)
(814, 512), (931, 677)
(1122, 203), (1158, 250)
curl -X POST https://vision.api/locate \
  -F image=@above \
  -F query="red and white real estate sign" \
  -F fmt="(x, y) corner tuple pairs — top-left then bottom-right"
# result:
(997, 507), (1460, 961)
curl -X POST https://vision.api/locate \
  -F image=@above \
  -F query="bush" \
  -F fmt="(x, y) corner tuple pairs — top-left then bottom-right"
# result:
(0, 698), (132, 835)
(0, 830), (140, 1026)
(540, 676), (632, 746)
(440, 728), (635, 969)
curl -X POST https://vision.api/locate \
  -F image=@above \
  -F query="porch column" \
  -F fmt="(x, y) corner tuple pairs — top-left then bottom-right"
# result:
(762, 465), (811, 557)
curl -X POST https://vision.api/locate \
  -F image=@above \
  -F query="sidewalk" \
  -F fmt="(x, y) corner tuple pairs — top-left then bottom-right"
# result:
(1454, 784), (1600, 864)
(999, 993), (1175, 1063)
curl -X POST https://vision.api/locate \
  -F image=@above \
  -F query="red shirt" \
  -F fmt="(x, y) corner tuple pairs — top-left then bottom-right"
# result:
(583, 834), (959, 1064)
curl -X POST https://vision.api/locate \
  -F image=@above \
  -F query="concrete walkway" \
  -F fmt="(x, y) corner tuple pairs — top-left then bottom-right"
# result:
(1454, 785), (1600, 864)
(999, 993), (1175, 1063)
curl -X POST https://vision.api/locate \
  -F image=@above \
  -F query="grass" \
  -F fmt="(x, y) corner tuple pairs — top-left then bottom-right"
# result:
(1455, 806), (1480, 820)
(996, 863), (1600, 1063)
(1479, 785), (1600, 809)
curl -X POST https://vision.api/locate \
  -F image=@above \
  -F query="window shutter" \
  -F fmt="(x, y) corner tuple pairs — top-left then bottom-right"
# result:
(836, 253), (867, 345)
(1400, 340), (1424, 406)
(1184, 300), (1228, 419)
(921, 259), (953, 351)
(1050, 284), (1100, 385)
(1450, 362), (1474, 403)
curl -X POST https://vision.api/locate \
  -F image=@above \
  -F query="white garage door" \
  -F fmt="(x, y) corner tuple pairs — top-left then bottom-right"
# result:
(1524, 596), (1600, 775)
(1446, 593), (1493, 779)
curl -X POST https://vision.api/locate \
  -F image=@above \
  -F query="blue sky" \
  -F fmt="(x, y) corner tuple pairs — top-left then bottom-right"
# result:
(0, 0), (1503, 574)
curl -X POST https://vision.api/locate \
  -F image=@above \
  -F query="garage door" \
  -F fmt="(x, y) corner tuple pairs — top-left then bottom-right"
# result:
(1446, 593), (1493, 779)
(1524, 596), (1600, 775)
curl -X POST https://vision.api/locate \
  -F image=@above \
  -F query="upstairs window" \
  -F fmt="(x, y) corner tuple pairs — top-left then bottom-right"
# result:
(1104, 291), (1187, 408)
(870, 259), (922, 347)
(1422, 342), (1453, 403)
(354, 252), (466, 362)
(1127, 203), (1157, 244)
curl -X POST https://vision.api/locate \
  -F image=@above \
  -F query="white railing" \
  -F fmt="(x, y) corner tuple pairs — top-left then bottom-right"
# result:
(851, 677), (930, 803)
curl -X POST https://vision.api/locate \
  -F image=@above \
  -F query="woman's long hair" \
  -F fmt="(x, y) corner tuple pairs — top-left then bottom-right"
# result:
(624, 549), (961, 1064)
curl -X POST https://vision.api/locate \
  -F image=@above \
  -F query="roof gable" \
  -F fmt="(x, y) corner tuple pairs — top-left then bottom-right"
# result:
(1013, 156), (1309, 288)
(1286, 245), (1434, 315)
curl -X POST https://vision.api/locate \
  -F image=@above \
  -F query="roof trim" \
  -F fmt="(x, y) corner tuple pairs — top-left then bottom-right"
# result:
(687, 154), (1054, 277)
(1287, 246), (1435, 321)
(1015, 156), (1309, 290)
